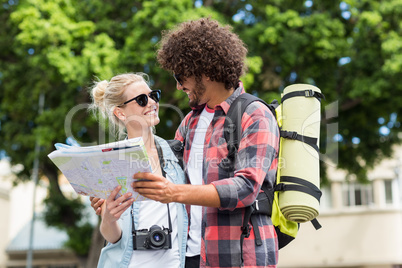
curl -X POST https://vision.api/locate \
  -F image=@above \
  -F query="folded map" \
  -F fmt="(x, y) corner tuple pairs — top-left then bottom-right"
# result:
(48, 137), (151, 201)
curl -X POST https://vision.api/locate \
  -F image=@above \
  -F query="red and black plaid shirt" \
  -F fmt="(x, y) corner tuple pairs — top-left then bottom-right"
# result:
(175, 85), (279, 268)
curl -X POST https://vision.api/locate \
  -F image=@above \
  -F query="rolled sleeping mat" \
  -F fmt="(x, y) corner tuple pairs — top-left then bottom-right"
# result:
(278, 84), (322, 223)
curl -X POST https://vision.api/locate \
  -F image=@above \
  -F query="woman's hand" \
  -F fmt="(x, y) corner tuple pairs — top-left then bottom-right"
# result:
(90, 187), (133, 216)
(89, 196), (104, 216)
(102, 185), (135, 223)
(100, 186), (135, 244)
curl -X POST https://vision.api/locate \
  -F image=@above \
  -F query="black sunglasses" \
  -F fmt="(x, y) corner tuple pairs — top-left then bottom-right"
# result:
(173, 73), (184, 86)
(121, 90), (161, 107)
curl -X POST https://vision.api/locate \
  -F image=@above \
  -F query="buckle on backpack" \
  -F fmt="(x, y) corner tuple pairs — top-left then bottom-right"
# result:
(281, 130), (298, 140)
(241, 225), (251, 238)
(227, 123), (236, 133)
(275, 183), (286, 192)
(305, 90), (314, 97)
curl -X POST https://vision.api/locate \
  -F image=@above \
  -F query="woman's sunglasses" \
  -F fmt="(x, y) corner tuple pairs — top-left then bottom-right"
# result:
(120, 90), (161, 107)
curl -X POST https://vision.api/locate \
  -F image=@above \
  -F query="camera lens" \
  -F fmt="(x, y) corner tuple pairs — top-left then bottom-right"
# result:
(153, 233), (162, 242)
(149, 225), (166, 248)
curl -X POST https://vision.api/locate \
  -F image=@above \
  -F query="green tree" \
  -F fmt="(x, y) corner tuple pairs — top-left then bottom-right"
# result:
(0, 0), (109, 259)
(203, 0), (402, 181)
(0, 0), (214, 263)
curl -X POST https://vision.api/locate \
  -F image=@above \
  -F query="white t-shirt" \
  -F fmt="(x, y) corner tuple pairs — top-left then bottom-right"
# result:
(129, 173), (180, 268)
(186, 106), (214, 257)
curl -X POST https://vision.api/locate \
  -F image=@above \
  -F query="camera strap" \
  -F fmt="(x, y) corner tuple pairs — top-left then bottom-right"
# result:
(131, 138), (173, 234)
(155, 139), (173, 233)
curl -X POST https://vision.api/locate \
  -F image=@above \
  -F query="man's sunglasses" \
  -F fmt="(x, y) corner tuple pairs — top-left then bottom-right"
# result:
(120, 90), (161, 107)
(173, 73), (184, 86)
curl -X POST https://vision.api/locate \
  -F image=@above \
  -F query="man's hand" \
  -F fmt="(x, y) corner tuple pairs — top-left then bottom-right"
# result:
(133, 172), (221, 207)
(132, 172), (176, 204)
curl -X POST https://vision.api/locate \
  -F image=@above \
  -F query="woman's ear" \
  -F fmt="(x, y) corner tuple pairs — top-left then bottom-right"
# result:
(113, 107), (126, 121)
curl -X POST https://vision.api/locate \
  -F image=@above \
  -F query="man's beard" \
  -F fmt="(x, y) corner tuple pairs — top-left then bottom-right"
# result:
(188, 80), (206, 108)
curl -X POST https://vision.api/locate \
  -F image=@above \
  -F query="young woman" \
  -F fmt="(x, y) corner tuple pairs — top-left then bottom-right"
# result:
(89, 73), (187, 268)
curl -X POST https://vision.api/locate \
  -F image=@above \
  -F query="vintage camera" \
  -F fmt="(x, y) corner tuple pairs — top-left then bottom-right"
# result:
(133, 225), (172, 250)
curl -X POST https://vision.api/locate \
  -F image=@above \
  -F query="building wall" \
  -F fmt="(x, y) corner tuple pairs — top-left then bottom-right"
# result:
(0, 160), (48, 268)
(0, 187), (10, 268)
(278, 209), (402, 267)
(0, 160), (14, 268)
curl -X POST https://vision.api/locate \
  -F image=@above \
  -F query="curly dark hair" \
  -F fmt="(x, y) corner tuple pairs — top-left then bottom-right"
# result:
(157, 17), (248, 90)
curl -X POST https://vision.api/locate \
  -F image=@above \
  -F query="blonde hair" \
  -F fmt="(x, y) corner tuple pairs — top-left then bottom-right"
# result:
(88, 72), (150, 138)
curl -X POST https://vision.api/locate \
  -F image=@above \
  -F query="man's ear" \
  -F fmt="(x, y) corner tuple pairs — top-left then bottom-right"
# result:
(113, 107), (126, 121)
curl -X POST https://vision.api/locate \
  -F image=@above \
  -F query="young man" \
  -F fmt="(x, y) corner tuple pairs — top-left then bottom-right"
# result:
(133, 18), (280, 268)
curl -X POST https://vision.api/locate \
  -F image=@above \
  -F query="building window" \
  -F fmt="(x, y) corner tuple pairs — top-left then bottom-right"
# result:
(319, 186), (332, 211)
(342, 182), (373, 207)
(384, 179), (393, 204)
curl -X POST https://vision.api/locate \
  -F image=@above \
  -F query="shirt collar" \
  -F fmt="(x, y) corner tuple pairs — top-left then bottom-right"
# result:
(219, 83), (244, 115)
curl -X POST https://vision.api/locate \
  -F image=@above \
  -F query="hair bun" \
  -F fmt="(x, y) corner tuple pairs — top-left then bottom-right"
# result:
(91, 80), (109, 110)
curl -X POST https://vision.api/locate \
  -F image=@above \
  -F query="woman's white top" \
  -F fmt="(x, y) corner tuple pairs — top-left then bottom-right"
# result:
(97, 136), (188, 268)
(128, 180), (179, 268)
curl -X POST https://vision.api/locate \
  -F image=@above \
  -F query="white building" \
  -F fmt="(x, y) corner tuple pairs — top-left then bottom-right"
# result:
(0, 160), (83, 268)
(0, 160), (45, 267)
(278, 146), (402, 268)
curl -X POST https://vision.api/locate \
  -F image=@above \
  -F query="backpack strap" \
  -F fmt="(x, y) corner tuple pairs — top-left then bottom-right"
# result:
(276, 176), (322, 202)
(224, 93), (277, 163)
(279, 89), (324, 153)
(166, 112), (192, 170)
(280, 130), (319, 153)
(275, 176), (322, 230)
(240, 205), (253, 266)
(166, 139), (184, 170)
(281, 89), (325, 103)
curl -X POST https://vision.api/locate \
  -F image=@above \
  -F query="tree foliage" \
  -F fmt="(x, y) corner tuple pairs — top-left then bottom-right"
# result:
(1, 0), (401, 260)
